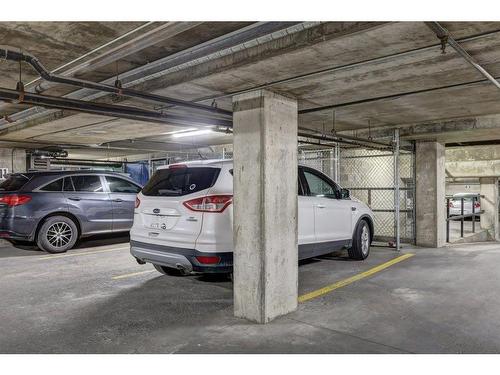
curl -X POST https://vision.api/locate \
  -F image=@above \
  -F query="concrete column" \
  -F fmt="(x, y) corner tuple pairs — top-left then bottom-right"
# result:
(415, 141), (446, 247)
(479, 177), (499, 240)
(0, 148), (26, 175)
(232, 90), (298, 323)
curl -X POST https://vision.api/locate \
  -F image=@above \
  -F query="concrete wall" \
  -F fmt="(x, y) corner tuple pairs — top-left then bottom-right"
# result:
(0, 148), (26, 177)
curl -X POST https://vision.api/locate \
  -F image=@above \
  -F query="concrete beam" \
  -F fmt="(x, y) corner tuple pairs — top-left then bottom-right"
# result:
(416, 141), (446, 247)
(446, 160), (500, 178)
(347, 114), (500, 144)
(446, 144), (500, 162)
(232, 90), (298, 323)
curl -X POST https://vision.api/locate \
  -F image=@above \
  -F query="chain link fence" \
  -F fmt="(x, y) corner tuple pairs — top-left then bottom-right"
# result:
(339, 147), (415, 243)
(299, 144), (415, 244)
(299, 149), (338, 181)
(149, 148), (233, 174)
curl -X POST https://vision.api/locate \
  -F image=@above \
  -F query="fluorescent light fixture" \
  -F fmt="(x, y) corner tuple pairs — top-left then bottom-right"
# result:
(162, 127), (196, 135)
(172, 129), (213, 138)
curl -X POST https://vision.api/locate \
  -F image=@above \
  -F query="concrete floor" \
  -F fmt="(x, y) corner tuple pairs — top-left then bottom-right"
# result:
(1, 236), (500, 353)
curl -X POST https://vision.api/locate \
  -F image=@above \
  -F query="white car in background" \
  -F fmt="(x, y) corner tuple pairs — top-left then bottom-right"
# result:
(130, 160), (375, 276)
(448, 193), (481, 219)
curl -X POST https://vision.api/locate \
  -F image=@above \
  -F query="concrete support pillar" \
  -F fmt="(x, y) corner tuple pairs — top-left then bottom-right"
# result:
(415, 141), (446, 247)
(479, 177), (499, 240)
(0, 148), (26, 175)
(232, 90), (298, 323)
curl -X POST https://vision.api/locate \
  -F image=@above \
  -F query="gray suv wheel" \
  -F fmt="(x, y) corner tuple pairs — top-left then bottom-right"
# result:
(37, 216), (78, 253)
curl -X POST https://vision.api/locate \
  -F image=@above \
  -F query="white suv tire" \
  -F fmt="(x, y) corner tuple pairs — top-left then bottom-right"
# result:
(348, 219), (371, 260)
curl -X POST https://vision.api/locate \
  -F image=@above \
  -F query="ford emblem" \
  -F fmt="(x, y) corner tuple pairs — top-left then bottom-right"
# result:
(153, 208), (160, 214)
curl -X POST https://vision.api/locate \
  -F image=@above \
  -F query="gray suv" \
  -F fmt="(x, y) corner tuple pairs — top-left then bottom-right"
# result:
(0, 171), (142, 253)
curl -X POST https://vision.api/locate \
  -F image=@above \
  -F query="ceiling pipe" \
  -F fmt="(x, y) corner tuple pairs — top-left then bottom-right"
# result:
(0, 21), (157, 114)
(0, 87), (232, 128)
(298, 131), (392, 151)
(425, 22), (500, 90)
(298, 125), (392, 148)
(32, 22), (203, 94)
(0, 46), (231, 117)
(0, 84), (389, 150)
(24, 22), (155, 90)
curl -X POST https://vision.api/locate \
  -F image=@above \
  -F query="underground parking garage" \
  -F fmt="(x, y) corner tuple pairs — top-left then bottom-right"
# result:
(3, 13), (500, 361)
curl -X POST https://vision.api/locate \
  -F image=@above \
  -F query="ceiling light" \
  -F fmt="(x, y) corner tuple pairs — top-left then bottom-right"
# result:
(77, 130), (107, 135)
(162, 128), (196, 135)
(172, 129), (213, 138)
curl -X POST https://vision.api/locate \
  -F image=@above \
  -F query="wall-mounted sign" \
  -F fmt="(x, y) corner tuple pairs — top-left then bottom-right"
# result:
(0, 168), (9, 179)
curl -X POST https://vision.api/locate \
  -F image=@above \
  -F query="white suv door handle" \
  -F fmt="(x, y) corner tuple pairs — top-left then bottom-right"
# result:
(316, 204), (326, 209)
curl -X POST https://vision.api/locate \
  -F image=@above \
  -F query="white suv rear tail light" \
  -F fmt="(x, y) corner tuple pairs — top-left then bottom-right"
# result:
(183, 195), (232, 213)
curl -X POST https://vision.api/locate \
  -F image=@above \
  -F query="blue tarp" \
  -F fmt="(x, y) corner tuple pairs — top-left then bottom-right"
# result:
(125, 162), (149, 186)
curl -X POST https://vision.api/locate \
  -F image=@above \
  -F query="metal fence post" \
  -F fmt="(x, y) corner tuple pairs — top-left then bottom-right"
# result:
(393, 129), (400, 251)
(334, 143), (340, 183)
(460, 197), (464, 237)
(472, 196), (476, 233)
(446, 197), (450, 243)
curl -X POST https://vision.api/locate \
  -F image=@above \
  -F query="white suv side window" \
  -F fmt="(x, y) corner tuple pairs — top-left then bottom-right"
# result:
(303, 170), (339, 198)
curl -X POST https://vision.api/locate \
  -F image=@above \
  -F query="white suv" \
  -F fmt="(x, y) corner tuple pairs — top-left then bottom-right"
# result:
(130, 159), (374, 276)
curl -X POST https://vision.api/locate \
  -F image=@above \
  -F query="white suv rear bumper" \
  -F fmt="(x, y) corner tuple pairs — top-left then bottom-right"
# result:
(130, 240), (233, 273)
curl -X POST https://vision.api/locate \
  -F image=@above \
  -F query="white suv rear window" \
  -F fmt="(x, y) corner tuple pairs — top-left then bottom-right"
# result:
(142, 167), (220, 197)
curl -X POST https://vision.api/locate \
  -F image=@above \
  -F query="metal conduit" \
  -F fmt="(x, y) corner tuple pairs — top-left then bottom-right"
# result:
(0, 87), (232, 128)
(24, 22), (155, 89)
(0, 46), (231, 117)
(298, 125), (392, 148)
(297, 132), (393, 151)
(32, 22), (203, 93)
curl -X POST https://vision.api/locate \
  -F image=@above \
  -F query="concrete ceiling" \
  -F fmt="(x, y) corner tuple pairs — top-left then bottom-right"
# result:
(1, 21), (500, 158)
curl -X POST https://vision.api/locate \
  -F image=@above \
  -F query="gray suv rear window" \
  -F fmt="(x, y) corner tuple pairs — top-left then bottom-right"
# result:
(0, 175), (29, 192)
(142, 167), (220, 196)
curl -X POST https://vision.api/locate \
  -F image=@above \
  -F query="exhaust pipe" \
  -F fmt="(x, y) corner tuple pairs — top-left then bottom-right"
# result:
(176, 263), (191, 276)
(135, 257), (146, 265)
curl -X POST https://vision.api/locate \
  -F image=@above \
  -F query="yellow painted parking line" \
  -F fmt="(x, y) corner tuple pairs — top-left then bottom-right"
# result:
(112, 270), (155, 280)
(38, 246), (128, 260)
(298, 253), (415, 303)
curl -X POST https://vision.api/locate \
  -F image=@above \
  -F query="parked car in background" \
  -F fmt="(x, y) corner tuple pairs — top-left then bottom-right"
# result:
(448, 193), (481, 220)
(130, 159), (374, 277)
(0, 171), (142, 253)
